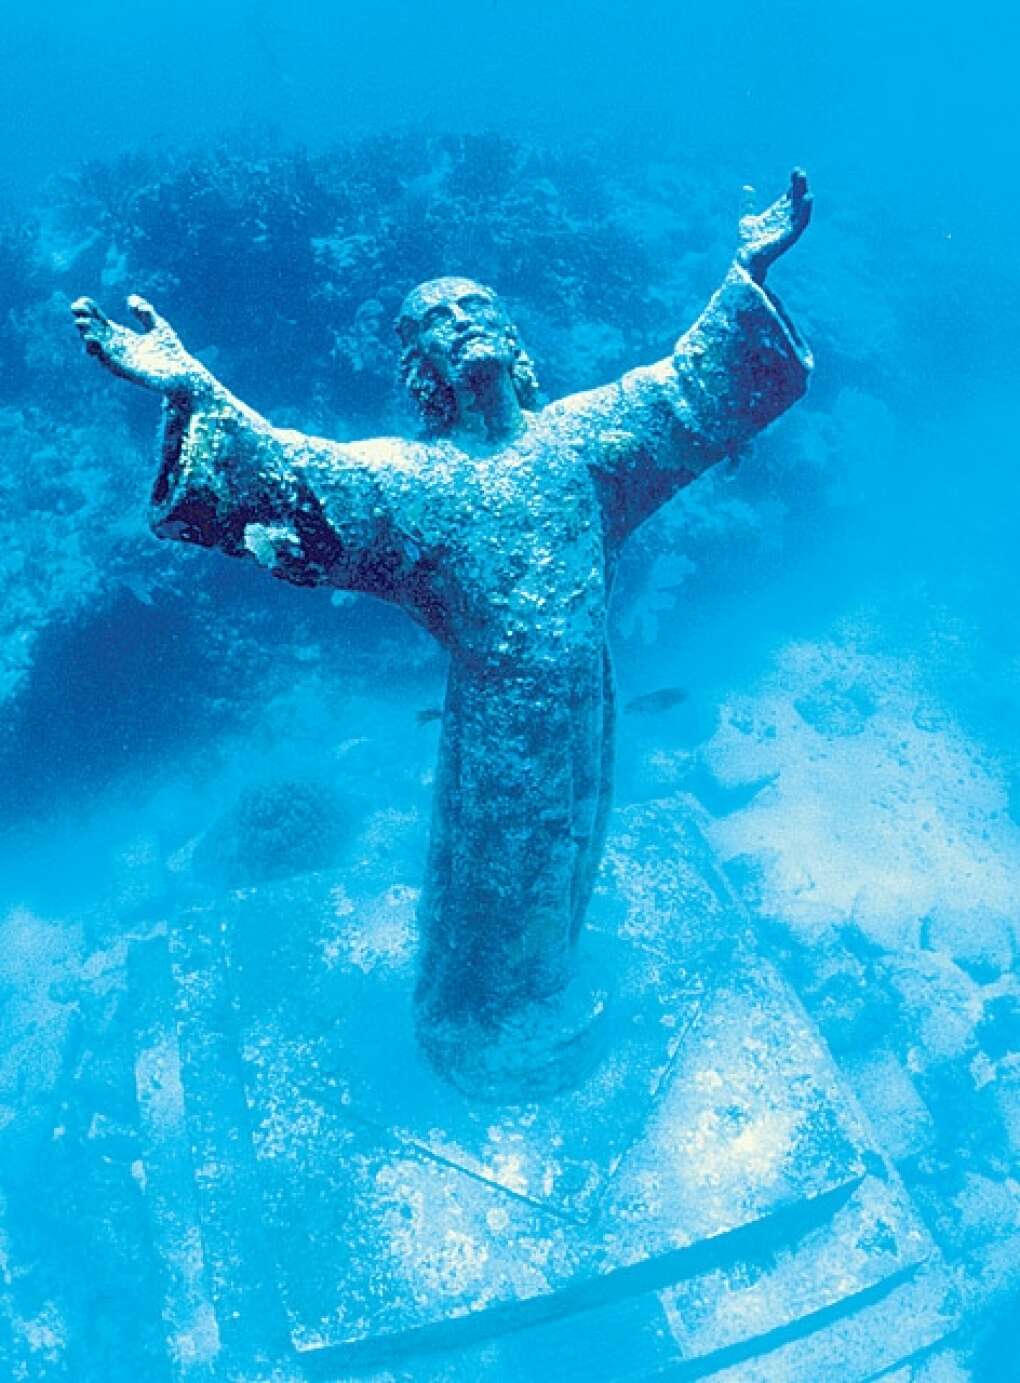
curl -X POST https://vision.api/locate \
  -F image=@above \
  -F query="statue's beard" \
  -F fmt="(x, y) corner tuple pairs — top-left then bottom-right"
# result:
(452, 341), (514, 395)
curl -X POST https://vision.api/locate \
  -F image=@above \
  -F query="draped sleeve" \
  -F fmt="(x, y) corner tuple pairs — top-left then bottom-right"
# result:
(150, 383), (434, 607)
(547, 263), (813, 540)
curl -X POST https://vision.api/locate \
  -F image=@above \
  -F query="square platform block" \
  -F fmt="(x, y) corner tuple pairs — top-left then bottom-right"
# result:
(180, 878), (875, 1362)
(145, 798), (940, 1376)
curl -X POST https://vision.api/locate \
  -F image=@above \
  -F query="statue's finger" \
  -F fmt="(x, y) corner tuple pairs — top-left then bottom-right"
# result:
(127, 295), (163, 333)
(740, 183), (757, 218)
(790, 168), (808, 201)
(72, 306), (111, 346)
(71, 295), (106, 324)
(793, 189), (814, 229)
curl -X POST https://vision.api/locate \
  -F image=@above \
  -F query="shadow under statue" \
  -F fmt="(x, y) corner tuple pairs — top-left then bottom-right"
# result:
(72, 171), (813, 1096)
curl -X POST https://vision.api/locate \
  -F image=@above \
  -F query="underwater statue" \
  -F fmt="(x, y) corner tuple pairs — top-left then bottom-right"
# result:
(72, 170), (813, 1090)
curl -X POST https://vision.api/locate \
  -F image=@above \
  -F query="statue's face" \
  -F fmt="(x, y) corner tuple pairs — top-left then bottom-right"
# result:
(398, 277), (516, 386)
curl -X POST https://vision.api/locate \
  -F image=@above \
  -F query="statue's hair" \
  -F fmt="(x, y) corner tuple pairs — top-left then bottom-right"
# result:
(398, 326), (541, 436)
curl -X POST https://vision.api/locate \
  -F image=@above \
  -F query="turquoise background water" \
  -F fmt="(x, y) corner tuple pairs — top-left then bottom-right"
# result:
(1, 3), (1018, 1378)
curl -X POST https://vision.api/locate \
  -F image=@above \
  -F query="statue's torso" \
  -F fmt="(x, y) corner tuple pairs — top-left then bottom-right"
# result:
(348, 412), (612, 669)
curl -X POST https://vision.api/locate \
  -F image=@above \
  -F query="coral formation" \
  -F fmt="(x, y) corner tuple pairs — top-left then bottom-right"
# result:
(190, 777), (347, 889)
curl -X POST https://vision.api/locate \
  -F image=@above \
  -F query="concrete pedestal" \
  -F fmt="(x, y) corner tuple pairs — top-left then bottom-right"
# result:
(130, 797), (959, 1380)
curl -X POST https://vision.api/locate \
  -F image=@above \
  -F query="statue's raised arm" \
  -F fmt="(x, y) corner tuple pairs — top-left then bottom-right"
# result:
(546, 170), (814, 543)
(71, 293), (442, 623)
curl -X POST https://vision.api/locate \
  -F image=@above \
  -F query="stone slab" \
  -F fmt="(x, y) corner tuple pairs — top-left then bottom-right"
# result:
(131, 935), (221, 1380)
(164, 803), (874, 1362)
(657, 1173), (932, 1363)
(128, 930), (302, 1381)
(159, 922), (299, 1381)
(241, 895), (704, 1225)
(306, 1175), (938, 1383)
(139, 798), (956, 1378)
(595, 795), (754, 960)
(702, 1258), (960, 1383)
(602, 958), (875, 1263)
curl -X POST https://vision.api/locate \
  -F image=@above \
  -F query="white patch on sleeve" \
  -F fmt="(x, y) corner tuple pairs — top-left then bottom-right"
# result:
(243, 522), (302, 569)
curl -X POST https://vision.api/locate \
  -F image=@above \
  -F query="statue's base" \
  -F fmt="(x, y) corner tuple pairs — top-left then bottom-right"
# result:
(313, 919), (701, 1223)
(131, 799), (959, 1380)
(415, 957), (614, 1103)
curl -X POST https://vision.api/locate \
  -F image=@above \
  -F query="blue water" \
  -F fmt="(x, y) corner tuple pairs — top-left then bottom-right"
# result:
(1, 3), (1019, 1379)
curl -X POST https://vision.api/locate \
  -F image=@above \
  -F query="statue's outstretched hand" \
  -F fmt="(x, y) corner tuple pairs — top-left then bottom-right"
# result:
(71, 295), (203, 395)
(736, 169), (812, 284)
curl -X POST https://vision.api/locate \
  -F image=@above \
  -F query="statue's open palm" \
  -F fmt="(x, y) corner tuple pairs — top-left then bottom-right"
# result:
(737, 169), (812, 283)
(71, 295), (198, 394)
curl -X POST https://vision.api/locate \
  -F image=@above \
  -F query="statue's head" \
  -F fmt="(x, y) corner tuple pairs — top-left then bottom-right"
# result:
(396, 277), (539, 434)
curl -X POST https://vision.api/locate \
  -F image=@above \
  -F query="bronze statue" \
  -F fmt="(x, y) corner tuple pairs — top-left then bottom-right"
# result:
(72, 170), (813, 1091)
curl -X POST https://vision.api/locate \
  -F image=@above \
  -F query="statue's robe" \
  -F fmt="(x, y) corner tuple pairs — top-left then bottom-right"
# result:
(149, 264), (811, 1045)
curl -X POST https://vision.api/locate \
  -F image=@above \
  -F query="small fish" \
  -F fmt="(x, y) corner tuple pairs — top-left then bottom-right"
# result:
(416, 707), (443, 726)
(624, 687), (688, 717)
